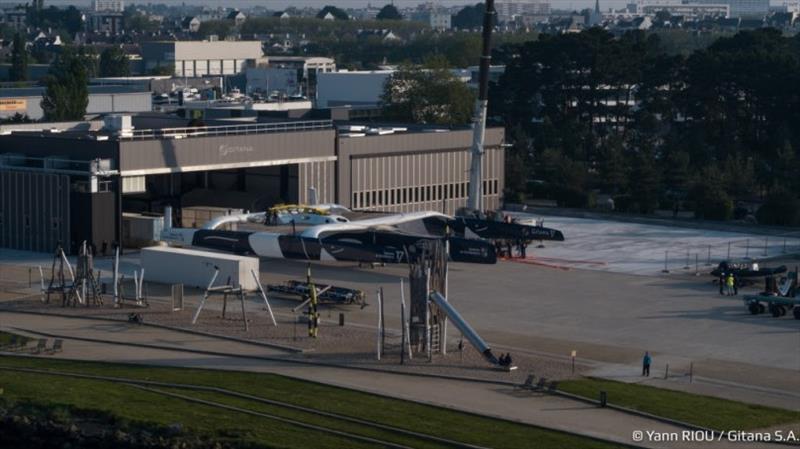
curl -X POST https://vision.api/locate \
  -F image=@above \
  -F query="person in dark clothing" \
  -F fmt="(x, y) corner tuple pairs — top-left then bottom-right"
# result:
(719, 274), (725, 295)
(505, 353), (513, 366)
(733, 275), (738, 295)
(642, 351), (651, 376)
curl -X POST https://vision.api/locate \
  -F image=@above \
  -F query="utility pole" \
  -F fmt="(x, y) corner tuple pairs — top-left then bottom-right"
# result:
(466, 0), (496, 213)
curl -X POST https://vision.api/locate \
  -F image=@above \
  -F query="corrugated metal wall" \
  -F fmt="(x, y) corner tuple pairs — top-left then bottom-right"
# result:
(0, 170), (70, 253)
(297, 160), (336, 205)
(349, 148), (503, 215)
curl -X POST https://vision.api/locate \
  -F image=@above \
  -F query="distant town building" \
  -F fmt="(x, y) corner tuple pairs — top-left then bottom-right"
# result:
(317, 65), (506, 109)
(2, 9), (27, 30)
(267, 56), (336, 99)
(689, 0), (768, 17)
(427, 12), (452, 29)
(92, 0), (124, 12)
(638, 0), (730, 17)
(246, 67), (302, 97)
(89, 11), (124, 35)
(783, 0), (800, 13)
(267, 56), (336, 80)
(357, 29), (402, 42)
(317, 70), (393, 108)
(496, 0), (551, 22)
(587, 0), (604, 25)
(86, 0), (124, 35)
(227, 10), (247, 27)
(182, 16), (201, 33)
(142, 41), (266, 76)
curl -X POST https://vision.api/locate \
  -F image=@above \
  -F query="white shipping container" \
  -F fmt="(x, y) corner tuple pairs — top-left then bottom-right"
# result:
(140, 246), (259, 290)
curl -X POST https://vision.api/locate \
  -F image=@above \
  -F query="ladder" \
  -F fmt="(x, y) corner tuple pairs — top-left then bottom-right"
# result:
(429, 323), (441, 353)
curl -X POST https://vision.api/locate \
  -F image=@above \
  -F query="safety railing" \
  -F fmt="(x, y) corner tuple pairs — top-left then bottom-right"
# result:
(119, 120), (333, 140)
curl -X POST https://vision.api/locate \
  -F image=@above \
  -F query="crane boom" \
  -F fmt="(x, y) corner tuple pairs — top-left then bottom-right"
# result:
(466, 0), (496, 212)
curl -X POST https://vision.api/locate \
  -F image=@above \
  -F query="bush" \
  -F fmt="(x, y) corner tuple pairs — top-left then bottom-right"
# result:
(756, 193), (800, 226)
(733, 206), (749, 220)
(554, 186), (589, 208)
(688, 182), (733, 220)
(613, 195), (634, 212)
(504, 189), (525, 204)
(700, 197), (733, 220)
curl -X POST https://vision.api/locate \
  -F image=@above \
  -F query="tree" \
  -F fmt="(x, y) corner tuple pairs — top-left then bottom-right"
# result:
(316, 6), (349, 20)
(452, 3), (485, 29)
(381, 59), (475, 126)
(99, 47), (130, 77)
(9, 33), (27, 82)
(198, 20), (233, 39)
(124, 6), (159, 34)
(504, 126), (533, 202)
(756, 191), (800, 226)
(376, 4), (402, 21)
(41, 49), (90, 121)
(628, 149), (661, 213)
(688, 170), (733, 220)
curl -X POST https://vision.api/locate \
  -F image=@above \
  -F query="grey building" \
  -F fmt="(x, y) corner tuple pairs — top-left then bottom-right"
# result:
(0, 116), (504, 254)
(141, 41), (266, 77)
(0, 85), (152, 120)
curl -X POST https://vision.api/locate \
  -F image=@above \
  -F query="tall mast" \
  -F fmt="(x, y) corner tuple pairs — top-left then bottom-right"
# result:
(466, 0), (496, 212)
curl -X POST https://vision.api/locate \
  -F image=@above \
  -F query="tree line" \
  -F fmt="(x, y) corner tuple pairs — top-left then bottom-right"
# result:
(491, 28), (800, 225)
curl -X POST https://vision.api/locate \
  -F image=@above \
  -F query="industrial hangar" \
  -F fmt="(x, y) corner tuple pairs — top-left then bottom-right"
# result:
(0, 115), (504, 254)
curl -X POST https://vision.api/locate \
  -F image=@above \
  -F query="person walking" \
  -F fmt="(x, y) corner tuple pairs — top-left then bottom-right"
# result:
(726, 273), (735, 296)
(642, 351), (652, 377)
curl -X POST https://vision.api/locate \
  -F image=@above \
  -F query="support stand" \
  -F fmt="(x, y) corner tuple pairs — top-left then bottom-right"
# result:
(192, 268), (277, 331)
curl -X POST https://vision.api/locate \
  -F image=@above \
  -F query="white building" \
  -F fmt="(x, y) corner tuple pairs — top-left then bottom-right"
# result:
(639, 0), (730, 17)
(316, 66), (506, 109)
(428, 12), (452, 29)
(689, 0), (768, 16)
(246, 67), (301, 96)
(496, 0), (551, 22)
(92, 0), (124, 12)
(2, 9), (27, 30)
(267, 56), (337, 80)
(141, 41), (267, 77)
(316, 71), (393, 108)
(89, 12), (124, 35)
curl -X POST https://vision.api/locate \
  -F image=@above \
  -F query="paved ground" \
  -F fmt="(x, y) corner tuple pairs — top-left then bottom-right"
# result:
(1, 312), (791, 449)
(512, 213), (800, 275)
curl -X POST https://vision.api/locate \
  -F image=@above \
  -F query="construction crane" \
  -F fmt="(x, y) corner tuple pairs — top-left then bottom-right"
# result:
(466, 0), (496, 213)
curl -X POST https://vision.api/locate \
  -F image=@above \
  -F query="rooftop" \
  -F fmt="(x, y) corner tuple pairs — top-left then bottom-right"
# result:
(0, 85), (150, 98)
